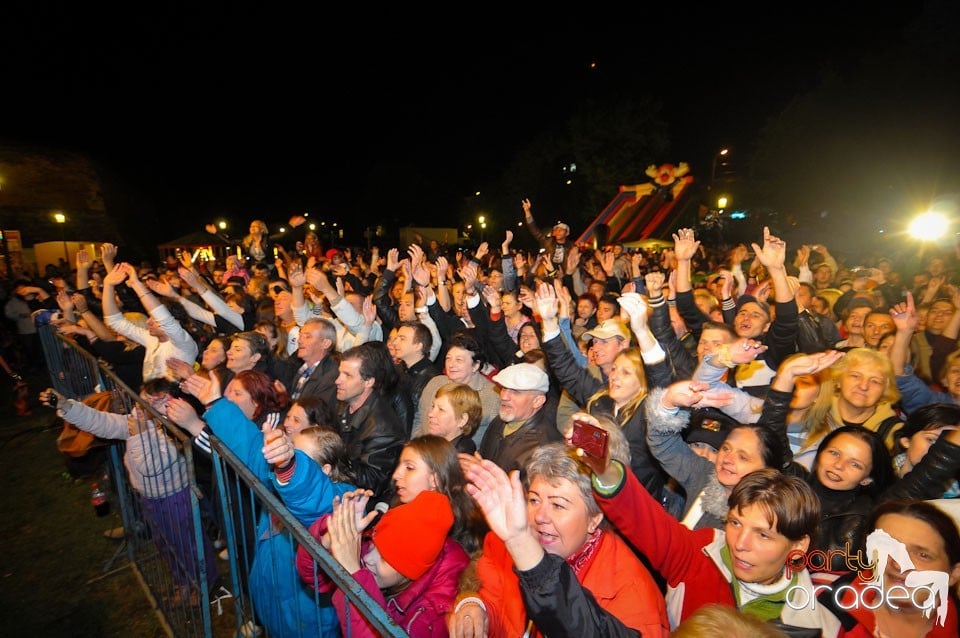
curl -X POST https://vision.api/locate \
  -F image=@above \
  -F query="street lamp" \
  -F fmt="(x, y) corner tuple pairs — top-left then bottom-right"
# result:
(53, 211), (68, 272)
(711, 148), (730, 183)
(478, 215), (487, 243)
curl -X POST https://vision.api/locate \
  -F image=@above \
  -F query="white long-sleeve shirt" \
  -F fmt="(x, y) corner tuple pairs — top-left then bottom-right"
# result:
(59, 399), (187, 498)
(105, 304), (198, 381)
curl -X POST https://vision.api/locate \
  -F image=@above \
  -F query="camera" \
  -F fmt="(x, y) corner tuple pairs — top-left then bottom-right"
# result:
(571, 419), (609, 459)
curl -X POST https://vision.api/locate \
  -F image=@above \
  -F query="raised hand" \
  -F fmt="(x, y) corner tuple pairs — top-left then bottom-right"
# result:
(407, 242), (425, 268)
(534, 281), (559, 322)
(100, 243), (118, 268)
(617, 292), (649, 329)
(145, 278), (175, 298)
(521, 198), (532, 217)
(361, 295), (377, 325)
(889, 290), (919, 333)
(751, 226), (787, 270)
(599, 250), (615, 275)
(782, 350), (845, 378)
(481, 285), (501, 310)
(286, 262), (306, 289)
(475, 242), (489, 263)
(565, 244), (580, 274)
(755, 280), (772, 304)
(717, 270), (734, 298)
(464, 460), (530, 546)
(517, 286), (535, 311)
(730, 244), (749, 266)
(630, 251), (646, 277)
(178, 266), (204, 292)
(103, 263), (128, 286)
(408, 244), (430, 286)
(180, 372), (222, 406)
(262, 422), (294, 467)
(56, 289), (73, 314)
(386, 248), (400, 272)
(554, 279), (572, 319)
(562, 412), (612, 478)
(165, 357), (195, 381)
(76, 249), (91, 271)
(459, 260), (479, 295)
(71, 293), (89, 314)
(718, 338), (769, 366)
(645, 271), (666, 296)
(663, 379), (737, 410)
(165, 397), (206, 436)
(178, 249), (195, 270)
(119, 262), (140, 282)
(672, 228), (700, 261)
(435, 256), (449, 282)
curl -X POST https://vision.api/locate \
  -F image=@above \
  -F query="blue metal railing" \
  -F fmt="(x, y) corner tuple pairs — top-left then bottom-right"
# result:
(40, 324), (408, 637)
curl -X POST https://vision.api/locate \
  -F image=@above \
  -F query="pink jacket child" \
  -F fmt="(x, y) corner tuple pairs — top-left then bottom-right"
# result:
(296, 490), (469, 637)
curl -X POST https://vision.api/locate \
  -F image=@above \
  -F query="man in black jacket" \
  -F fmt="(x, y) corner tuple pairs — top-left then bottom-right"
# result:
(478, 362), (563, 479)
(282, 317), (340, 415)
(389, 320), (440, 437)
(335, 343), (407, 500)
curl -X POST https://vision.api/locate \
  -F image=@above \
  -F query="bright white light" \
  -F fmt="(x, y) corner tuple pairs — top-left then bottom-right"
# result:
(908, 212), (949, 240)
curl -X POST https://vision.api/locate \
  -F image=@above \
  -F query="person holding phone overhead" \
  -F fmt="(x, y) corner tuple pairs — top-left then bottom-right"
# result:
(535, 281), (677, 509)
(452, 421), (670, 638)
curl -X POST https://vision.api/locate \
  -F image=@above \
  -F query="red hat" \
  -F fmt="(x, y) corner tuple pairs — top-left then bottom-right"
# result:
(371, 490), (453, 580)
(325, 248), (342, 261)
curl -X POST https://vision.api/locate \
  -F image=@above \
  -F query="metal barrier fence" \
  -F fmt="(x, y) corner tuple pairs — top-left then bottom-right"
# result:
(39, 324), (408, 637)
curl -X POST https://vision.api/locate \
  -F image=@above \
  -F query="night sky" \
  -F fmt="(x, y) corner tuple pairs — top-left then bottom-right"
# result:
(0, 2), (942, 240)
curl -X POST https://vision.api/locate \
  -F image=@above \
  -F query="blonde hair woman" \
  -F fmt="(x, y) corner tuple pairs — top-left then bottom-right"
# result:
(793, 347), (901, 469)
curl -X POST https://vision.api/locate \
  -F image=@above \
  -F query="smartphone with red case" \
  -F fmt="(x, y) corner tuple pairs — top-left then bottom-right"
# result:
(571, 419), (609, 459)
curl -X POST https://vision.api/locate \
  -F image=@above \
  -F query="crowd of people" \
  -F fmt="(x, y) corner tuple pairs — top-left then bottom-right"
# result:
(6, 205), (960, 637)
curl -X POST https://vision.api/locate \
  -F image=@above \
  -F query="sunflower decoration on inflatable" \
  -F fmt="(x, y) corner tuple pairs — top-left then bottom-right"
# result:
(622, 162), (691, 201)
(647, 162), (689, 188)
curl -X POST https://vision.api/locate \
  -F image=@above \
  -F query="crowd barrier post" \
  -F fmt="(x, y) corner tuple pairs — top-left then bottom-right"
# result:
(41, 325), (411, 637)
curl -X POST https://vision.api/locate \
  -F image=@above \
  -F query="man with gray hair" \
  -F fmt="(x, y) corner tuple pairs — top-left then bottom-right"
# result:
(282, 316), (340, 414)
(478, 362), (563, 478)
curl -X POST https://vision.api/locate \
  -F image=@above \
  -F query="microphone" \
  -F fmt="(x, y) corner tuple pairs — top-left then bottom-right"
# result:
(368, 501), (390, 527)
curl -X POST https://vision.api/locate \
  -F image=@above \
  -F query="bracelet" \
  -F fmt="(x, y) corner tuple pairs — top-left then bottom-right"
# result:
(454, 597), (487, 614)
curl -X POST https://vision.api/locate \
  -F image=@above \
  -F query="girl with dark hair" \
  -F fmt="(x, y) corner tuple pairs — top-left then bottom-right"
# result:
(390, 434), (488, 556)
(295, 435), (477, 636)
(893, 403), (960, 498)
(646, 377), (791, 530)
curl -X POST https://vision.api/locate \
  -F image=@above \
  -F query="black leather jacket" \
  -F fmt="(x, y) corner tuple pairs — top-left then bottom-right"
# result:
(336, 392), (407, 500)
